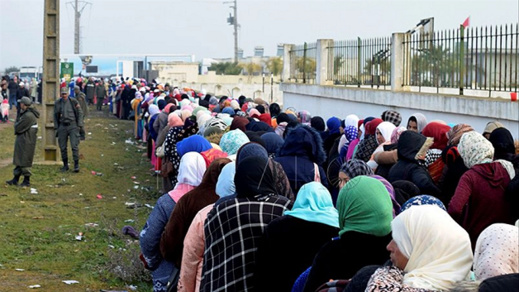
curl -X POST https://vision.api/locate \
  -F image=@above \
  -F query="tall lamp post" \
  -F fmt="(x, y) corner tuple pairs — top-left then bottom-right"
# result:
(262, 73), (265, 93)
(270, 73), (274, 103)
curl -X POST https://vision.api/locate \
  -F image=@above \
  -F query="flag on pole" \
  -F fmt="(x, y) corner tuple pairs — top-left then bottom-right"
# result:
(462, 16), (470, 28)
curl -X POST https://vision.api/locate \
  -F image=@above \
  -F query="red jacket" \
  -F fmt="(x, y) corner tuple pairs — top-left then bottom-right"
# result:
(448, 162), (514, 248)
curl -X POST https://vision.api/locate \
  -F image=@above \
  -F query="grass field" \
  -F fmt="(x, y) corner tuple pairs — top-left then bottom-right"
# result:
(0, 106), (158, 291)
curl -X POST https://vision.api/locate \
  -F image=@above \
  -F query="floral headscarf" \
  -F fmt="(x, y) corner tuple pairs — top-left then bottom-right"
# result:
(458, 131), (494, 169)
(219, 129), (250, 155)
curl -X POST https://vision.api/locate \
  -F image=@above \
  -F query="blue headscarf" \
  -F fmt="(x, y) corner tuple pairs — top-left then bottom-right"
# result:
(261, 132), (284, 155)
(176, 135), (212, 157)
(215, 162), (236, 197)
(222, 106), (235, 116)
(236, 142), (268, 166)
(327, 116), (341, 135)
(398, 195), (446, 214)
(284, 182), (339, 228)
(219, 129), (250, 155)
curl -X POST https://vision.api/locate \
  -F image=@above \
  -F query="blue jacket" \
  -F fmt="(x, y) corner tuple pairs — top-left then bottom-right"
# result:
(275, 125), (328, 195)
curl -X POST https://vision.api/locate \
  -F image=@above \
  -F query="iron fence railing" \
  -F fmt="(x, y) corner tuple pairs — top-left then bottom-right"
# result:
(402, 24), (519, 94)
(289, 42), (317, 83)
(327, 37), (392, 88)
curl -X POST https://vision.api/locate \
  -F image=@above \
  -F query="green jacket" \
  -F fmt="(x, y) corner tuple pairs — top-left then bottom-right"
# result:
(75, 91), (88, 117)
(54, 97), (84, 128)
(13, 106), (39, 167)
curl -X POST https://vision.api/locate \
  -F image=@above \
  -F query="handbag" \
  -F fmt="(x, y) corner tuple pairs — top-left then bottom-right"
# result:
(156, 145), (165, 158)
(161, 156), (174, 178)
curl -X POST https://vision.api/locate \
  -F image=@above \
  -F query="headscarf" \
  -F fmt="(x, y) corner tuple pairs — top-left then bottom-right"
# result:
(192, 106), (207, 117)
(376, 121), (396, 144)
(489, 127), (516, 161)
(391, 205), (473, 290)
(248, 108), (261, 118)
(326, 117), (341, 135)
(235, 142), (268, 166)
(261, 132), (284, 156)
(458, 131), (494, 169)
(298, 110), (312, 125)
(176, 135), (212, 157)
(337, 176), (392, 236)
(473, 223), (519, 280)
(344, 114), (360, 128)
(482, 121), (504, 136)
(390, 126), (407, 144)
(167, 112), (183, 127)
(220, 129), (250, 155)
(422, 122), (451, 150)
(284, 182), (339, 228)
(399, 195), (446, 214)
(408, 113), (427, 133)
(230, 116), (250, 132)
(181, 109), (192, 122)
(163, 103), (176, 114)
(215, 162), (237, 197)
(148, 104), (160, 117)
(339, 159), (373, 179)
(222, 106), (235, 116)
(310, 116), (326, 132)
(180, 99), (191, 109)
(368, 174), (399, 217)
(234, 156), (276, 200)
(392, 180), (421, 205)
(175, 152), (207, 189)
(381, 110), (402, 127)
(200, 148), (228, 168)
(365, 118), (383, 135)
(447, 123), (474, 146)
(230, 99), (240, 110)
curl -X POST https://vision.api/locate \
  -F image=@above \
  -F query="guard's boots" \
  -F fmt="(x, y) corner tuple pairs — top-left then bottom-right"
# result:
(73, 160), (80, 173)
(61, 159), (69, 172)
(6, 175), (21, 186)
(20, 176), (30, 187)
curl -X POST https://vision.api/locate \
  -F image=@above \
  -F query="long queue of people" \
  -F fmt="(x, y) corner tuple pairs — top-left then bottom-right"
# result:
(127, 79), (518, 292)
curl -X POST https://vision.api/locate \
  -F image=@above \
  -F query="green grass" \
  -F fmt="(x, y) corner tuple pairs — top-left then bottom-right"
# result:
(0, 106), (158, 291)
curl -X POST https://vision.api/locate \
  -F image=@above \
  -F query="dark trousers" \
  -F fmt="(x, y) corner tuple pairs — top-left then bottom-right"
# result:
(58, 123), (80, 162)
(13, 165), (31, 177)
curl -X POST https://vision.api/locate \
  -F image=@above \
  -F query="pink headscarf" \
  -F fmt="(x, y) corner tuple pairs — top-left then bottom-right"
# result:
(181, 109), (192, 121)
(163, 103), (175, 114)
(248, 108), (261, 118)
(168, 112), (183, 127)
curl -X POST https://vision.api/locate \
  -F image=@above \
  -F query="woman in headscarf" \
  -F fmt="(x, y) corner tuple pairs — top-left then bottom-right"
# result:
(449, 131), (515, 247)
(473, 223), (519, 280)
(219, 129), (250, 159)
(398, 194), (446, 215)
(322, 116), (342, 158)
(254, 182), (339, 292)
(367, 121), (396, 171)
(303, 176), (393, 292)
(139, 152), (207, 292)
(275, 124), (328, 195)
(337, 159), (374, 189)
(337, 114), (360, 153)
(200, 156), (292, 292)
(366, 205), (473, 292)
(388, 131), (441, 198)
(373, 126), (406, 179)
(157, 113), (184, 192)
(421, 121), (451, 185)
(261, 132), (284, 158)
(154, 103), (176, 139)
(177, 162), (237, 292)
(160, 158), (231, 267)
(236, 142), (294, 200)
(406, 113), (427, 133)
(230, 115), (249, 132)
(298, 110), (312, 126)
(176, 135), (212, 158)
(354, 118), (382, 162)
(346, 119), (366, 161)
(489, 127), (519, 173)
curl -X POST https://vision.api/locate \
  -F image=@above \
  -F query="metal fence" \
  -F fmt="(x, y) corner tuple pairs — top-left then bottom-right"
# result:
(402, 24), (519, 93)
(288, 42), (317, 83)
(327, 37), (392, 88)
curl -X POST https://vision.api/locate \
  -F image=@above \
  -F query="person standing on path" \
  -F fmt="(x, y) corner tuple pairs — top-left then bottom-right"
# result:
(54, 87), (83, 172)
(85, 77), (95, 105)
(74, 86), (88, 140)
(6, 96), (39, 187)
(95, 79), (106, 111)
(7, 75), (18, 110)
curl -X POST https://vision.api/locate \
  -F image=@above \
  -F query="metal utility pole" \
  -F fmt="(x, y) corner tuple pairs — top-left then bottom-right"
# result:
(42, 0), (60, 162)
(68, 0), (91, 54)
(225, 0), (239, 63)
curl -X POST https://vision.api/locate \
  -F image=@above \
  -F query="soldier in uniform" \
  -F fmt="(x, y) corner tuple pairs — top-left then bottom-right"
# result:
(54, 87), (83, 172)
(95, 79), (107, 111)
(6, 96), (39, 187)
(74, 85), (88, 140)
(85, 77), (95, 105)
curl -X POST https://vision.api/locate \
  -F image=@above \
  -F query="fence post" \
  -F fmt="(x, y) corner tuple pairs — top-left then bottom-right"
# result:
(459, 25), (465, 95)
(357, 37), (362, 87)
(303, 42), (307, 83)
(391, 33), (406, 92)
(316, 39), (334, 85)
(282, 44), (295, 82)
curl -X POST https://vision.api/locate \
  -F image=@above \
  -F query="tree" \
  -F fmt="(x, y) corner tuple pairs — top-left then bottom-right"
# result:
(333, 55), (345, 77)
(208, 62), (242, 75)
(4, 66), (19, 75)
(295, 57), (316, 81)
(266, 57), (283, 76)
(240, 61), (262, 82)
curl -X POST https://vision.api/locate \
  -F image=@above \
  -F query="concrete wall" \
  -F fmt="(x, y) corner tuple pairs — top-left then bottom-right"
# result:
(280, 83), (519, 139)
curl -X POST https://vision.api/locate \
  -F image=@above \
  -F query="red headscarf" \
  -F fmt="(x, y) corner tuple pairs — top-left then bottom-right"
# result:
(422, 122), (451, 150)
(365, 118), (383, 135)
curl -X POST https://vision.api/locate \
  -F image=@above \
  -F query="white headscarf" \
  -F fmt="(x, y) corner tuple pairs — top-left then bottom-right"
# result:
(391, 205), (473, 291)
(473, 223), (519, 280)
(148, 104), (160, 117)
(176, 152), (207, 187)
(376, 121), (396, 145)
(344, 114), (360, 128)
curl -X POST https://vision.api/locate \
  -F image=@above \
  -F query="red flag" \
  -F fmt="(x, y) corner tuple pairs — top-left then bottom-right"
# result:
(462, 16), (470, 28)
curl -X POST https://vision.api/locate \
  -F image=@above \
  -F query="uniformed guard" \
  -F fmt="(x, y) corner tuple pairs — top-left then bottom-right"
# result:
(74, 85), (88, 140)
(54, 87), (84, 172)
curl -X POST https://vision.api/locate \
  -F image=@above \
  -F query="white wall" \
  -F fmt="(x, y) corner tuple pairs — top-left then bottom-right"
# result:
(281, 83), (519, 139)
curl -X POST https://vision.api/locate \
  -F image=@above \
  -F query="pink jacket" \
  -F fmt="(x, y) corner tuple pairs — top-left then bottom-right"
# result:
(177, 204), (214, 292)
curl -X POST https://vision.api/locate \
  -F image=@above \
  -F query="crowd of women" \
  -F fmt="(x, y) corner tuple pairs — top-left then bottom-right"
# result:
(131, 79), (519, 292)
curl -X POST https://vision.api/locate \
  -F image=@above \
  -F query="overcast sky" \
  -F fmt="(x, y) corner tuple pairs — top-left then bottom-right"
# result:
(0, 0), (518, 70)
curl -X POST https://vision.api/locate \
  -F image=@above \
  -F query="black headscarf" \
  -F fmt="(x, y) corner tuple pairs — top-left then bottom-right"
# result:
(234, 156), (276, 200)
(489, 127), (515, 161)
(310, 116), (325, 132)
